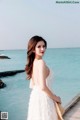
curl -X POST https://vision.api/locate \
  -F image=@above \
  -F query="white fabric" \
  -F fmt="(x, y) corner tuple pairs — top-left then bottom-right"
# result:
(27, 69), (58, 120)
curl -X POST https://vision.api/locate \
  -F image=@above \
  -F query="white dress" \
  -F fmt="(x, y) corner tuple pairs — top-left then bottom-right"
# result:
(27, 69), (58, 120)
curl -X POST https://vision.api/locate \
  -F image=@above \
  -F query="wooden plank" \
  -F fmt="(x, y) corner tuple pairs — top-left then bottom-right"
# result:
(63, 93), (80, 120)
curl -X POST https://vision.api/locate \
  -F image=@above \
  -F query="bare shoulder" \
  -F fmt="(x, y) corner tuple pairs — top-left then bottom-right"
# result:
(38, 59), (46, 66)
(37, 59), (46, 70)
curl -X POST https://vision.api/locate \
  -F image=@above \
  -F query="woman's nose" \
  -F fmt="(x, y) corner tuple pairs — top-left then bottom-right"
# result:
(41, 47), (44, 51)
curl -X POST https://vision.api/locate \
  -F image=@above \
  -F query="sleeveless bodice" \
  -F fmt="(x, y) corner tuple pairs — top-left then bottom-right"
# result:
(29, 69), (54, 93)
(46, 69), (54, 92)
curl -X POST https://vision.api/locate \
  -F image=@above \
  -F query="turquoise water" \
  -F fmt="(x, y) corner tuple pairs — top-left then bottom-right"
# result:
(0, 48), (80, 120)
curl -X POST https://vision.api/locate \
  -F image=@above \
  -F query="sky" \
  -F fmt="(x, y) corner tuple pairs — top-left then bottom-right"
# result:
(0, 0), (80, 50)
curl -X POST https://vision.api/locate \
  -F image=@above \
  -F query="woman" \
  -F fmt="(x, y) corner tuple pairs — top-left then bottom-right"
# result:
(25, 35), (62, 120)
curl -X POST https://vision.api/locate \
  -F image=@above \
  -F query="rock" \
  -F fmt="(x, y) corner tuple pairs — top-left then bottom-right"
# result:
(0, 111), (1, 119)
(0, 54), (11, 59)
(0, 70), (25, 78)
(0, 79), (6, 89)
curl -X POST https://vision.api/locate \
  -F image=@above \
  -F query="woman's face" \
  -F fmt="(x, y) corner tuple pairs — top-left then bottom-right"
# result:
(34, 41), (46, 59)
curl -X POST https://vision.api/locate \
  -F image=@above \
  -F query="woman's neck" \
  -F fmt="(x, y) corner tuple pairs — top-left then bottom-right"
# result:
(34, 58), (42, 60)
(35, 56), (42, 60)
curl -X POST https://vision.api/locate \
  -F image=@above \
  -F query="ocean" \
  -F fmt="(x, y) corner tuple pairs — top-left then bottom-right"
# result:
(0, 48), (80, 120)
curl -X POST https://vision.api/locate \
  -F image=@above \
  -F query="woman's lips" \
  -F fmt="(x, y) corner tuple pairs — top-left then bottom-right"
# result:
(41, 52), (44, 54)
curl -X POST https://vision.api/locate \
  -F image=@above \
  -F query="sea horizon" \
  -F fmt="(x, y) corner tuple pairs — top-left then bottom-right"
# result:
(0, 46), (80, 51)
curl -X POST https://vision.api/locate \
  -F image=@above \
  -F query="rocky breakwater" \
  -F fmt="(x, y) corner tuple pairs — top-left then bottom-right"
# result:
(0, 70), (25, 78)
(0, 70), (25, 89)
(0, 54), (11, 59)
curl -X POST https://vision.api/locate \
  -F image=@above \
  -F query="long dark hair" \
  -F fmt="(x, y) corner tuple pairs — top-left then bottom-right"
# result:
(25, 35), (47, 80)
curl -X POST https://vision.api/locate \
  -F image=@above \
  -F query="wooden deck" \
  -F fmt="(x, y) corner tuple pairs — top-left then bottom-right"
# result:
(63, 93), (80, 120)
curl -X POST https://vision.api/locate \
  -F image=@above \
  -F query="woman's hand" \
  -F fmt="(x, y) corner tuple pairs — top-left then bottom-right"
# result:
(53, 95), (62, 104)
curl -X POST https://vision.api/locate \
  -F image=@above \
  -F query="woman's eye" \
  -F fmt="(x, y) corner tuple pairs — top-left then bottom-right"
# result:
(37, 46), (41, 48)
(43, 45), (45, 48)
(37, 45), (45, 48)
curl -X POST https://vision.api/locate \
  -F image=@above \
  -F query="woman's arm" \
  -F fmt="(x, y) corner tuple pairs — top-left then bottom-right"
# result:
(38, 59), (61, 103)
